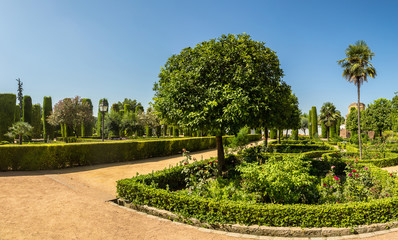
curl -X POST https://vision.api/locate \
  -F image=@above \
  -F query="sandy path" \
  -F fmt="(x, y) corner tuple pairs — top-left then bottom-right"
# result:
(1, 141), (398, 240)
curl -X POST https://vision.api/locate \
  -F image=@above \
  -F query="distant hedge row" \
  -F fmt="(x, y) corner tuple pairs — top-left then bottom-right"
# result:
(0, 135), (261, 171)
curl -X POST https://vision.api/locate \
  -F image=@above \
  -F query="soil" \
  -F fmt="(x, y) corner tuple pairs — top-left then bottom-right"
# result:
(1, 141), (398, 240)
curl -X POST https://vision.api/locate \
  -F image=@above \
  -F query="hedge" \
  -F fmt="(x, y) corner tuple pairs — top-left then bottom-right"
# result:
(81, 98), (93, 137)
(42, 97), (53, 141)
(117, 159), (398, 228)
(0, 135), (261, 171)
(23, 95), (32, 124)
(0, 94), (16, 141)
(322, 151), (398, 168)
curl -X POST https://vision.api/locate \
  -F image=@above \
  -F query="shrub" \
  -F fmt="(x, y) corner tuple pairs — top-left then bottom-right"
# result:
(0, 137), (222, 171)
(0, 94), (16, 141)
(22, 95), (32, 124)
(269, 129), (277, 139)
(321, 122), (327, 138)
(42, 97), (53, 141)
(350, 133), (369, 144)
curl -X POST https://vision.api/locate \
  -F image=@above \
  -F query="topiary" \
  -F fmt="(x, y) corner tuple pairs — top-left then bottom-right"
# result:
(0, 94), (16, 141)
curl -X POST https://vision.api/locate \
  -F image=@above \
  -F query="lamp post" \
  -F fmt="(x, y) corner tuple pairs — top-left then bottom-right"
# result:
(99, 99), (108, 142)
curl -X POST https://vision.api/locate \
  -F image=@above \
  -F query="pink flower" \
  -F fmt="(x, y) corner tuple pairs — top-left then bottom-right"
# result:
(331, 166), (335, 169)
(348, 173), (352, 177)
(364, 167), (368, 170)
(355, 175), (359, 177)
(333, 176), (339, 181)
(336, 201), (340, 203)
(215, 160), (218, 163)
(390, 173), (393, 176)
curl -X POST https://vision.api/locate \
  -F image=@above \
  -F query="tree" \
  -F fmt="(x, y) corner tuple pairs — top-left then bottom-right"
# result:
(364, 98), (391, 138)
(300, 114), (309, 135)
(5, 121), (33, 145)
(391, 93), (398, 132)
(31, 104), (42, 138)
(346, 107), (364, 133)
(23, 95), (32, 124)
(96, 99), (109, 137)
(81, 98), (94, 137)
(43, 97), (53, 142)
(153, 33), (284, 173)
(319, 102), (340, 141)
(47, 96), (94, 137)
(16, 78), (23, 119)
(311, 106), (318, 138)
(338, 40), (376, 159)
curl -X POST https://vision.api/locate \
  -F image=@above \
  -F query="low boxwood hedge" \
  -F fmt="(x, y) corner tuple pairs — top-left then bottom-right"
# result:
(116, 159), (398, 228)
(322, 151), (398, 168)
(0, 135), (261, 171)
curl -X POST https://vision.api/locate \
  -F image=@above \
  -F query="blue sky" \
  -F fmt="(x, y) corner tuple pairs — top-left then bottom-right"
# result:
(1, 0), (398, 117)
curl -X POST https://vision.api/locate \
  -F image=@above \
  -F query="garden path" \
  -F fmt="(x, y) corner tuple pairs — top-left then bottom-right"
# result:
(0, 140), (397, 239)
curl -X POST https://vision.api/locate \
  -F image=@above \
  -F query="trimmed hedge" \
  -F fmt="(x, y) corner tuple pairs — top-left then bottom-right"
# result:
(322, 151), (398, 168)
(22, 95), (32, 124)
(117, 159), (398, 228)
(0, 135), (261, 171)
(42, 97), (53, 141)
(0, 94), (16, 141)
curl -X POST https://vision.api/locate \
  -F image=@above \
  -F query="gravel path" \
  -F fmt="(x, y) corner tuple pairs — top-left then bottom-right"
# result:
(1, 141), (398, 240)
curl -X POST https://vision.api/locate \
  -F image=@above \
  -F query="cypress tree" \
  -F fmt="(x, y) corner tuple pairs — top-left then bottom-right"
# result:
(0, 94), (16, 141)
(15, 105), (21, 122)
(124, 104), (130, 114)
(311, 106), (318, 138)
(321, 121), (327, 138)
(81, 98), (93, 137)
(163, 125), (168, 136)
(309, 109), (312, 138)
(42, 97), (53, 141)
(16, 78), (23, 118)
(23, 95), (32, 124)
(97, 99), (109, 137)
(329, 123), (336, 138)
(31, 104), (42, 138)
(146, 126), (152, 137)
(155, 126), (161, 137)
(336, 118), (341, 138)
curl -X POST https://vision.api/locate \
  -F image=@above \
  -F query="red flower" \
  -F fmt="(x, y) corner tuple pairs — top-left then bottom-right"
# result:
(333, 176), (339, 181)
(352, 169), (357, 173)
(355, 175), (359, 177)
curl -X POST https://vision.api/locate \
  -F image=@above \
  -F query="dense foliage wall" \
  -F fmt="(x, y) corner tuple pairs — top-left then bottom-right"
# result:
(81, 98), (93, 137)
(0, 94), (16, 141)
(0, 135), (261, 171)
(42, 97), (53, 141)
(31, 104), (42, 138)
(22, 95), (32, 124)
(311, 106), (318, 138)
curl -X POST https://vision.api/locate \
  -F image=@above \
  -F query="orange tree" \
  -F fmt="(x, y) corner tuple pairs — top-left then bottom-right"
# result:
(153, 33), (286, 174)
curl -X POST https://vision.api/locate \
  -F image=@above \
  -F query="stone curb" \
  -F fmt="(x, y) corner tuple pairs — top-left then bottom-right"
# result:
(114, 198), (398, 238)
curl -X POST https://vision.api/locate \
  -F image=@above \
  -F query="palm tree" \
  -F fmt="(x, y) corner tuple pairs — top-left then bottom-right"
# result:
(338, 40), (376, 159)
(5, 121), (33, 145)
(319, 102), (339, 141)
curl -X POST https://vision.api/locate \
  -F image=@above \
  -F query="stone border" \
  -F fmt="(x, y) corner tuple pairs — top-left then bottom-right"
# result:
(114, 198), (398, 238)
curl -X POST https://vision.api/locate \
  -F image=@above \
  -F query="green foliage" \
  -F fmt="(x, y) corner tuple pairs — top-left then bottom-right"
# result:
(14, 105), (21, 122)
(146, 126), (152, 137)
(31, 104), (42, 138)
(363, 98), (392, 138)
(22, 95), (32, 124)
(42, 97), (53, 141)
(117, 157), (398, 228)
(350, 133), (369, 145)
(173, 127), (179, 137)
(270, 129), (277, 139)
(81, 98), (94, 137)
(16, 78), (23, 119)
(0, 94), (16, 141)
(104, 111), (122, 138)
(4, 121), (33, 145)
(321, 121), (327, 138)
(291, 129), (299, 140)
(237, 156), (318, 204)
(228, 126), (250, 152)
(311, 106), (318, 138)
(346, 107), (364, 132)
(0, 136), (220, 171)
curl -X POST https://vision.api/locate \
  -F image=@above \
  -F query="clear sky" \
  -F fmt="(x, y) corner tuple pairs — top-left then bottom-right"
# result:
(1, 0), (397, 117)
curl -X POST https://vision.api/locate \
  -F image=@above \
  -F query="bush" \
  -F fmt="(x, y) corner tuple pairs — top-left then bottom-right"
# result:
(350, 133), (369, 144)
(0, 94), (16, 141)
(117, 158), (398, 228)
(269, 129), (277, 139)
(0, 137), (224, 171)
(23, 95), (32, 124)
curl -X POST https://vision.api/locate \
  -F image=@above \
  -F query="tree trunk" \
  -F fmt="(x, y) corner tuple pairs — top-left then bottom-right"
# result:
(326, 126), (329, 141)
(357, 82), (362, 160)
(19, 134), (22, 145)
(216, 135), (224, 175)
(264, 126), (268, 147)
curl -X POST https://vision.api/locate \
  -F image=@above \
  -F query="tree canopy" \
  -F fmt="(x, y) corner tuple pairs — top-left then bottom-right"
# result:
(363, 98), (391, 138)
(153, 33), (285, 172)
